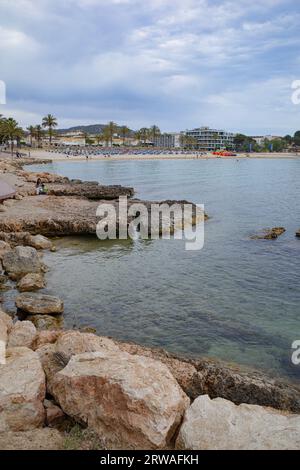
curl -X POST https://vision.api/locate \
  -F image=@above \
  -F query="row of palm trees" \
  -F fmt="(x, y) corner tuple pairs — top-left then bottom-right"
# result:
(84, 123), (161, 146)
(0, 115), (24, 154)
(27, 114), (58, 146)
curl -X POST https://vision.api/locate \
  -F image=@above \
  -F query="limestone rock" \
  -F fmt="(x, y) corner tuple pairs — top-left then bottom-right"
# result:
(50, 350), (190, 449)
(27, 314), (63, 330)
(0, 428), (64, 450)
(8, 321), (37, 349)
(15, 293), (64, 315)
(33, 330), (62, 350)
(56, 330), (119, 357)
(0, 240), (11, 260)
(44, 399), (66, 427)
(176, 395), (300, 450)
(0, 309), (13, 332)
(2, 246), (43, 280)
(27, 234), (53, 250)
(17, 273), (46, 292)
(0, 347), (45, 431)
(192, 358), (300, 413)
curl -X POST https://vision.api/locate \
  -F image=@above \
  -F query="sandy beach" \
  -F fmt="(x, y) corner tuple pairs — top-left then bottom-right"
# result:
(1, 148), (299, 162)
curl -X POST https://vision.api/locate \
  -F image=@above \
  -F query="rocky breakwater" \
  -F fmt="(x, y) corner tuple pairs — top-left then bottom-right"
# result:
(1, 318), (300, 450)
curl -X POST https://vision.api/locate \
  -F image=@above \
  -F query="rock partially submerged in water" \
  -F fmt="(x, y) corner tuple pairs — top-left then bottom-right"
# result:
(251, 227), (286, 240)
(296, 229), (300, 238)
(17, 273), (46, 292)
(176, 395), (300, 450)
(16, 293), (64, 315)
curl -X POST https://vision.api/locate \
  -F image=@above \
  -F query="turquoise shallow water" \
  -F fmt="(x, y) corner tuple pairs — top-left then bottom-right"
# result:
(22, 158), (300, 382)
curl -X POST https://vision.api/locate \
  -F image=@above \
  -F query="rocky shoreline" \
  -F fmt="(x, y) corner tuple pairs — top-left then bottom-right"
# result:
(0, 157), (300, 450)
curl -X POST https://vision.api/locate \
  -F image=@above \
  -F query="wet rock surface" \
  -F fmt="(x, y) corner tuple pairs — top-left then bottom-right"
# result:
(16, 293), (64, 315)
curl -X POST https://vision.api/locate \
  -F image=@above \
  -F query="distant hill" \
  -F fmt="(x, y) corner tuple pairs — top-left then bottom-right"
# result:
(56, 124), (106, 135)
(57, 124), (135, 135)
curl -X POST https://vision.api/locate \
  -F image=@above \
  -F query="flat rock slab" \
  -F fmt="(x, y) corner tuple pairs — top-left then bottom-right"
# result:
(16, 293), (64, 315)
(176, 395), (300, 450)
(251, 227), (286, 240)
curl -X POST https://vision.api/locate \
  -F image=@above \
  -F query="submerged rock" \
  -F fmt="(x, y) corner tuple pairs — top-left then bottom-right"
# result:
(0, 347), (45, 431)
(252, 227), (286, 240)
(16, 293), (64, 315)
(2, 246), (43, 280)
(50, 349), (190, 449)
(176, 395), (300, 450)
(17, 273), (46, 292)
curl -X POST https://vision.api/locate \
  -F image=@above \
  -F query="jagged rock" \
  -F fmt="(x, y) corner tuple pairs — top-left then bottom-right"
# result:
(0, 347), (45, 431)
(50, 350), (190, 450)
(191, 358), (300, 413)
(55, 330), (119, 357)
(2, 246), (43, 280)
(7, 321), (37, 349)
(47, 182), (134, 200)
(0, 309), (13, 333)
(0, 240), (11, 260)
(16, 293), (64, 315)
(0, 428), (64, 450)
(176, 395), (300, 450)
(17, 273), (45, 292)
(27, 314), (63, 330)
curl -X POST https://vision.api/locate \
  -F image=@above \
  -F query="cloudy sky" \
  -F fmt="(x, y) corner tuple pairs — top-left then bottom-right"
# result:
(0, 0), (300, 134)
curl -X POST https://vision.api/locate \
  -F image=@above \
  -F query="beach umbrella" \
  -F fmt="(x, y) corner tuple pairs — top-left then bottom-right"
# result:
(0, 179), (16, 201)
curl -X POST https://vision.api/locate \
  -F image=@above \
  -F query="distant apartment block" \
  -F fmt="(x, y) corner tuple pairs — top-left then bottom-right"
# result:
(251, 135), (282, 146)
(185, 126), (235, 151)
(154, 133), (182, 148)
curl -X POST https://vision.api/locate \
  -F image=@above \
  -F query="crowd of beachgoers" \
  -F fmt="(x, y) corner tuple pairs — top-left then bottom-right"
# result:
(48, 146), (207, 158)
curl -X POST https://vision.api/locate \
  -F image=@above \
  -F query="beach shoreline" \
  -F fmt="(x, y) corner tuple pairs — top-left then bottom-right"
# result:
(1, 149), (299, 163)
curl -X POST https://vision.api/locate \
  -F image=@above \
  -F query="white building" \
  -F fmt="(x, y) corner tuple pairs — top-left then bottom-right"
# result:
(251, 135), (282, 146)
(154, 133), (181, 148)
(185, 126), (235, 151)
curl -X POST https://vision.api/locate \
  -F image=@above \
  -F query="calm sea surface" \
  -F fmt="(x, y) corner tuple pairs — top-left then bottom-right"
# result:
(20, 158), (300, 382)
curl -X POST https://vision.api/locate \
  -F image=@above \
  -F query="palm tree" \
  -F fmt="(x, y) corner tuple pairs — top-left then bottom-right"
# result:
(82, 132), (89, 146)
(103, 121), (117, 147)
(139, 127), (149, 145)
(42, 114), (58, 144)
(120, 125), (130, 145)
(149, 125), (160, 143)
(27, 125), (37, 147)
(1, 118), (23, 155)
(95, 134), (103, 145)
(35, 125), (44, 147)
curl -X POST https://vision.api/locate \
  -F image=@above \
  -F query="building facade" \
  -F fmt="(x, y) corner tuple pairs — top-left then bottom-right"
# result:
(154, 133), (181, 148)
(185, 126), (235, 151)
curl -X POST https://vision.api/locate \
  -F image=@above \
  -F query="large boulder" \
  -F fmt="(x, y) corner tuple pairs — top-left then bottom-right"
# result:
(176, 395), (300, 450)
(8, 321), (37, 349)
(2, 246), (43, 280)
(50, 350), (190, 449)
(0, 347), (45, 431)
(15, 293), (64, 315)
(0, 428), (64, 450)
(17, 273), (45, 292)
